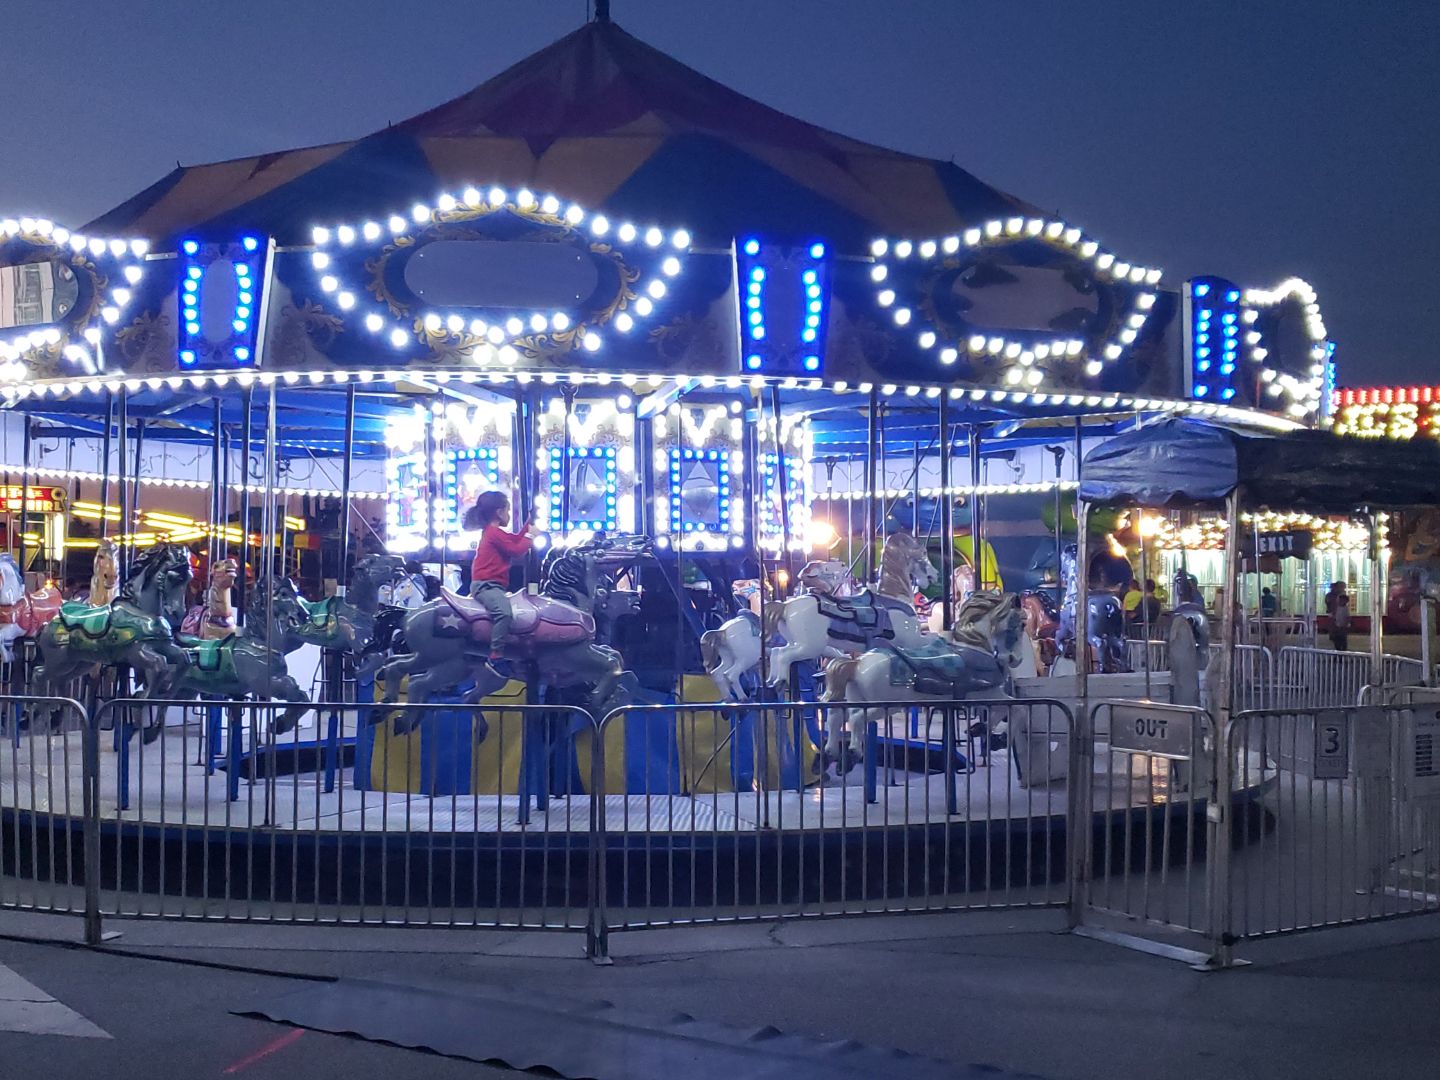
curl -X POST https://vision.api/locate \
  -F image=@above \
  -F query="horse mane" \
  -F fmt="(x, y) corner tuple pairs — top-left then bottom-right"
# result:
(541, 550), (590, 606)
(952, 590), (1016, 650)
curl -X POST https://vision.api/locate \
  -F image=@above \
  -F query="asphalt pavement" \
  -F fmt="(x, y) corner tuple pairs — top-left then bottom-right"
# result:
(2, 907), (1440, 1079)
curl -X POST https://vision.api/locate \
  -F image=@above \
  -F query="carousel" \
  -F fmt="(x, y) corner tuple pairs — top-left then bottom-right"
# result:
(0, 17), (1339, 910)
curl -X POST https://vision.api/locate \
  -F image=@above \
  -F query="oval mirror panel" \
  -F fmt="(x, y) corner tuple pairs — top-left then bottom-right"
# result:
(200, 258), (240, 344)
(0, 260), (79, 329)
(939, 262), (1100, 336)
(404, 240), (600, 310)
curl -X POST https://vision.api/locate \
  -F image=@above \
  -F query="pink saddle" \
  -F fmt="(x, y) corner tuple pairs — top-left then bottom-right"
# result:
(438, 588), (594, 648)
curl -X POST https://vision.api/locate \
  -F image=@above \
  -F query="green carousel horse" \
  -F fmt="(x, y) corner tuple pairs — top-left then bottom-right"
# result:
(31, 544), (193, 740)
(169, 587), (313, 735)
(258, 553), (404, 672)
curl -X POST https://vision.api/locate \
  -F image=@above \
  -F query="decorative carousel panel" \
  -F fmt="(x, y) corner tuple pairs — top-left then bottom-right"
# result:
(177, 237), (272, 369)
(839, 217), (1173, 394)
(269, 187), (736, 375)
(0, 218), (151, 382)
(535, 395), (637, 539)
(650, 396), (747, 552)
(1243, 278), (1331, 420)
(1184, 276), (1245, 404)
(735, 239), (831, 376)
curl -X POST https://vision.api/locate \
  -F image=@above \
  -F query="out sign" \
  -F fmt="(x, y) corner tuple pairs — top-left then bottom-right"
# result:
(1110, 704), (1195, 758)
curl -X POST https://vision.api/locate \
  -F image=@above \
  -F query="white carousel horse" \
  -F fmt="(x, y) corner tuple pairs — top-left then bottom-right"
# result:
(181, 557), (239, 639)
(701, 530), (939, 697)
(379, 572), (429, 610)
(820, 591), (1028, 767)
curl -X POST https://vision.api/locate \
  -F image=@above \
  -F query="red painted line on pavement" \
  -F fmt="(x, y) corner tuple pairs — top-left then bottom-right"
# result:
(222, 1027), (306, 1074)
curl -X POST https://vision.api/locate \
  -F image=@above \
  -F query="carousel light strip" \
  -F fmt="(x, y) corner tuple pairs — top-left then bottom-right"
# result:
(0, 462), (384, 500)
(1188, 279), (1241, 402)
(0, 218), (151, 376)
(868, 217), (1162, 382)
(307, 186), (690, 364)
(1, 368), (1304, 432)
(822, 480), (1082, 500)
(1244, 277), (1329, 419)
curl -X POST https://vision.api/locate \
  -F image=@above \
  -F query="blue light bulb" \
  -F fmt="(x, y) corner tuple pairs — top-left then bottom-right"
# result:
(743, 239), (760, 255)
(804, 355), (819, 371)
(182, 240), (199, 255)
(242, 236), (259, 251)
(746, 355), (761, 369)
(1195, 385), (1210, 397)
(1225, 290), (1239, 302)
(809, 242), (825, 259)
(1194, 283), (1211, 297)
(235, 346), (250, 361)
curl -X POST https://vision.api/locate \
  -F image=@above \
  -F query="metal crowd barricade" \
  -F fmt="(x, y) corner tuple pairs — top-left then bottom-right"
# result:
(1274, 646), (1372, 710)
(1225, 704), (1440, 943)
(1383, 654), (1425, 690)
(1076, 701), (1214, 953)
(1126, 639), (1168, 674)
(587, 698), (1076, 956)
(0, 695), (91, 923)
(86, 696), (596, 934)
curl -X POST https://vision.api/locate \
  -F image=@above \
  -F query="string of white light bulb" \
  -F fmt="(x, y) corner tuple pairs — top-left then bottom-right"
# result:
(0, 462), (384, 500)
(868, 216), (1163, 384)
(308, 187), (691, 363)
(0, 219), (152, 377)
(1243, 278), (1329, 418)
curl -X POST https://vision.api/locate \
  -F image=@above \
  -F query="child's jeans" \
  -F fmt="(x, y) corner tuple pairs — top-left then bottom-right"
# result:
(469, 580), (512, 653)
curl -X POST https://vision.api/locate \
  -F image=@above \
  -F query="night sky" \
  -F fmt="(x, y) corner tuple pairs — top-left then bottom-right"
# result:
(2, 1), (1435, 386)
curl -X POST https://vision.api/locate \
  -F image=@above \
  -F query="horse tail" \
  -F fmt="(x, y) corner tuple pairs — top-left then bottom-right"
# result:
(824, 656), (859, 702)
(762, 599), (785, 642)
(699, 629), (721, 673)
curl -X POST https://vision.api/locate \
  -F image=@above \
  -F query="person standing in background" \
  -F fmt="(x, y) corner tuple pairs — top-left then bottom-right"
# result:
(1325, 581), (1350, 651)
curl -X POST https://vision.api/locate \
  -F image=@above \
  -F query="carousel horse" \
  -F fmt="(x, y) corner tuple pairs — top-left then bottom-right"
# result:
(821, 590), (1029, 767)
(167, 584), (312, 735)
(0, 553), (61, 662)
(926, 563), (977, 633)
(702, 530), (939, 695)
(89, 538), (120, 607)
(1054, 543), (1129, 674)
(374, 537), (643, 733)
(181, 557), (239, 639)
(30, 544), (193, 739)
(265, 553), (405, 662)
(1019, 589), (1060, 670)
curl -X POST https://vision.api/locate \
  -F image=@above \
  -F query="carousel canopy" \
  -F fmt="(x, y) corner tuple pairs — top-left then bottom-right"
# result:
(1080, 417), (1440, 512)
(85, 20), (1035, 250)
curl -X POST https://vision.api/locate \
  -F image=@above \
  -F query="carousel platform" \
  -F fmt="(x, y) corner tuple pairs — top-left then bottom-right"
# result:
(0, 705), (1275, 913)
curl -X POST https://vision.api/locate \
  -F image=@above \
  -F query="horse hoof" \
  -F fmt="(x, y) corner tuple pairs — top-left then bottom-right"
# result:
(141, 723), (163, 746)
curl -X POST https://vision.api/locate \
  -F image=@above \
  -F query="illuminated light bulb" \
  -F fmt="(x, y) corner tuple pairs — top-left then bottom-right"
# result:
(364, 313), (383, 333)
(389, 214), (407, 233)
(337, 292), (355, 310)
(362, 221), (381, 241)
(893, 308), (911, 326)
(1005, 217), (1023, 234)
(968, 334), (987, 352)
(336, 225), (356, 245)
(870, 239), (888, 256)
(411, 203), (431, 223)
(877, 289), (895, 307)
(919, 240), (937, 258)
(1025, 219), (1043, 235)
(662, 256), (681, 276)
(894, 240), (913, 258)
(964, 228), (982, 246)
(919, 330), (936, 349)
(589, 214), (610, 236)
(615, 312), (634, 332)
(462, 187), (482, 207)
(1004, 342), (1021, 359)
(1080, 241), (1098, 258)
(942, 235), (960, 253)
(565, 204), (585, 225)
(552, 312), (571, 331)
(647, 279), (667, 299)
(1104, 344), (1123, 360)
(644, 226), (663, 247)
(583, 332), (602, 351)
(389, 328), (409, 348)
(1096, 253), (1115, 271)
(617, 222), (637, 243)
(517, 189), (536, 209)
(671, 229), (691, 248)
(1025, 368), (1043, 386)
(424, 313), (442, 332)
(319, 275), (338, 292)
(1044, 222), (1064, 239)
(311, 251), (330, 270)
(1004, 367), (1023, 385)
(1085, 360), (1103, 377)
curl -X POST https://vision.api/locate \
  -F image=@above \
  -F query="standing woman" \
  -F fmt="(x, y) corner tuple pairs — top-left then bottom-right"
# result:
(464, 491), (536, 675)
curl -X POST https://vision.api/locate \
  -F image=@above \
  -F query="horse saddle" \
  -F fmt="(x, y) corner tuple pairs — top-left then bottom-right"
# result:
(815, 591), (908, 644)
(438, 589), (593, 646)
(178, 634), (229, 672)
(296, 596), (334, 629)
(58, 601), (113, 638)
(885, 639), (998, 697)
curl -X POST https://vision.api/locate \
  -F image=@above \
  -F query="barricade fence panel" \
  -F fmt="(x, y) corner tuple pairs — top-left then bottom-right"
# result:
(1080, 701), (1214, 940)
(86, 697), (596, 930)
(1226, 706), (1440, 939)
(0, 695), (90, 917)
(590, 699), (1076, 939)
(1275, 647), (1373, 710)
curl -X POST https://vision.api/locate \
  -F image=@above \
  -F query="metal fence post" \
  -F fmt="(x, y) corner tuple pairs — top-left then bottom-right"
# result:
(586, 708), (611, 964)
(1205, 487), (1242, 968)
(81, 700), (103, 945)
(1067, 702), (1093, 929)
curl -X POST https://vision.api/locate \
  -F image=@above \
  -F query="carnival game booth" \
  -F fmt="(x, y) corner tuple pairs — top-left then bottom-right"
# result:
(0, 17), (1347, 921)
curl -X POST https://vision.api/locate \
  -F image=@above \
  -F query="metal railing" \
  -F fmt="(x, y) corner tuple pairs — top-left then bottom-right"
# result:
(1226, 706), (1440, 940)
(87, 697), (596, 932)
(6, 687), (1440, 966)
(589, 698), (1076, 953)
(1079, 701), (1214, 942)
(1274, 646), (1373, 710)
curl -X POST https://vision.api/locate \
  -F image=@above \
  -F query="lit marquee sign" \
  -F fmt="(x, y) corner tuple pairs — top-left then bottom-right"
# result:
(178, 237), (270, 369)
(1184, 276), (1242, 402)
